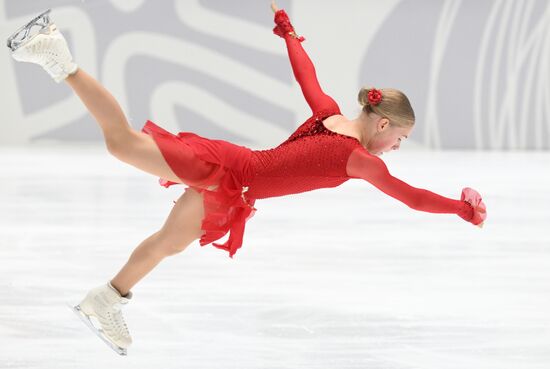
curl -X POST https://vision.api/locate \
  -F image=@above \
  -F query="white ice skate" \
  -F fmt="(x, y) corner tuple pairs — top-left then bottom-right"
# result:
(69, 283), (133, 356)
(7, 9), (78, 83)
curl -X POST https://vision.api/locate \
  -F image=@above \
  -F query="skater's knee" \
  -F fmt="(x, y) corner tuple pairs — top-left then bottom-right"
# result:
(155, 229), (199, 256)
(105, 128), (134, 159)
(158, 240), (191, 256)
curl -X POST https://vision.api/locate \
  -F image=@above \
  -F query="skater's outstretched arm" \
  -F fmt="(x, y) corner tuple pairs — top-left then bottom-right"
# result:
(272, 6), (340, 114)
(346, 147), (487, 227)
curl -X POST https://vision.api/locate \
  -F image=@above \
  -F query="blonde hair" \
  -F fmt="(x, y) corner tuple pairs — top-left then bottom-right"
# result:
(358, 87), (415, 128)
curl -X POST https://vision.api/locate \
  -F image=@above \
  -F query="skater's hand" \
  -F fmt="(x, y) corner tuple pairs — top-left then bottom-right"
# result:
(460, 187), (487, 228)
(271, 1), (304, 41)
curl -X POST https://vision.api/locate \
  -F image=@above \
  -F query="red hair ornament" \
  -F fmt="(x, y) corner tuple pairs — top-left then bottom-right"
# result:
(367, 89), (383, 106)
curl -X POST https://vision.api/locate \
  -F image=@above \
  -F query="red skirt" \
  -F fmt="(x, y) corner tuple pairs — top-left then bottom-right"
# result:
(141, 120), (257, 258)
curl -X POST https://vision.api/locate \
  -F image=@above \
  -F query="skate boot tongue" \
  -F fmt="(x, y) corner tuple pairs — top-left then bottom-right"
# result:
(105, 284), (132, 339)
(107, 282), (132, 300)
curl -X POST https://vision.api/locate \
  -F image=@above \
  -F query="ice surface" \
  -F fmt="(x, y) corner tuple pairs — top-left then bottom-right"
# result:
(0, 146), (549, 369)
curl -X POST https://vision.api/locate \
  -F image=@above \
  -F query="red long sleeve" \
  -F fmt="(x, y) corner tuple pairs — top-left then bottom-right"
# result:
(274, 10), (340, 114)
(346, 147), (474, 219)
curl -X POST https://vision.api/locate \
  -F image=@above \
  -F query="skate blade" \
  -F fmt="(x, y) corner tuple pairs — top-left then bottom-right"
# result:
(67, 303), (128, 356)
(7, 9), (52, 52)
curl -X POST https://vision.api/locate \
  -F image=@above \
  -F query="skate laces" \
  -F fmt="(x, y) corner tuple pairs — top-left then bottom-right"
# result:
(107, 303), (130, 338)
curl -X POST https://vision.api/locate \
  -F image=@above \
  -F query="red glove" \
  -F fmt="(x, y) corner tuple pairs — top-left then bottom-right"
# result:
(458, 187), (487, 227)
(273, 9), (305, 42)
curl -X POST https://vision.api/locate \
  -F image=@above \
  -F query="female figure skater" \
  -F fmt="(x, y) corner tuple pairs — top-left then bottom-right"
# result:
(7, 2), (486, 355)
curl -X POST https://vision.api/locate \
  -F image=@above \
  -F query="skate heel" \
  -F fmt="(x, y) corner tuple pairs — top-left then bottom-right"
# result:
(44, 23), (58, 35)
(77, 295), (96, 317)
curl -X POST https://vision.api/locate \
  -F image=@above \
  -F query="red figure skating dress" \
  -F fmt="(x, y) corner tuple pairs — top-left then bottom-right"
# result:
(142, 10), (485, 258)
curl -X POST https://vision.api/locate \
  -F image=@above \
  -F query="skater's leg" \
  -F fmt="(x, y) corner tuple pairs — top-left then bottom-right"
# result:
(73, 187), (205, 352)
(110, 187), (205, 296)
(9, 15), (218, 187)
(65, 69), (189, 184)
(65, 68), (131, 141)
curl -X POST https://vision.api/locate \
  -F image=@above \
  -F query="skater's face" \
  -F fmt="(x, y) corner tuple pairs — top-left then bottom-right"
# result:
(367, 118), (412, 156)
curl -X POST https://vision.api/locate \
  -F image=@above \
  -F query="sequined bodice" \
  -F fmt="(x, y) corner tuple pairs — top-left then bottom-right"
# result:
(246, 110), (362, 199)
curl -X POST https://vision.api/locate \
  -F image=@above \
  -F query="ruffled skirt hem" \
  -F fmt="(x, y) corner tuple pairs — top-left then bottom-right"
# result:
(141, 120), (256, 258)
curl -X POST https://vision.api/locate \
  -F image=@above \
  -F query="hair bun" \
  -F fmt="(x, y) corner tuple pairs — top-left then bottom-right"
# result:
(357, 86), (416, 127)
(358, 87), (371, 107)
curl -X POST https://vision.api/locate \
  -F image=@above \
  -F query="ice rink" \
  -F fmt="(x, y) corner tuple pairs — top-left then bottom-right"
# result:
(0, 147), (549, 369)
